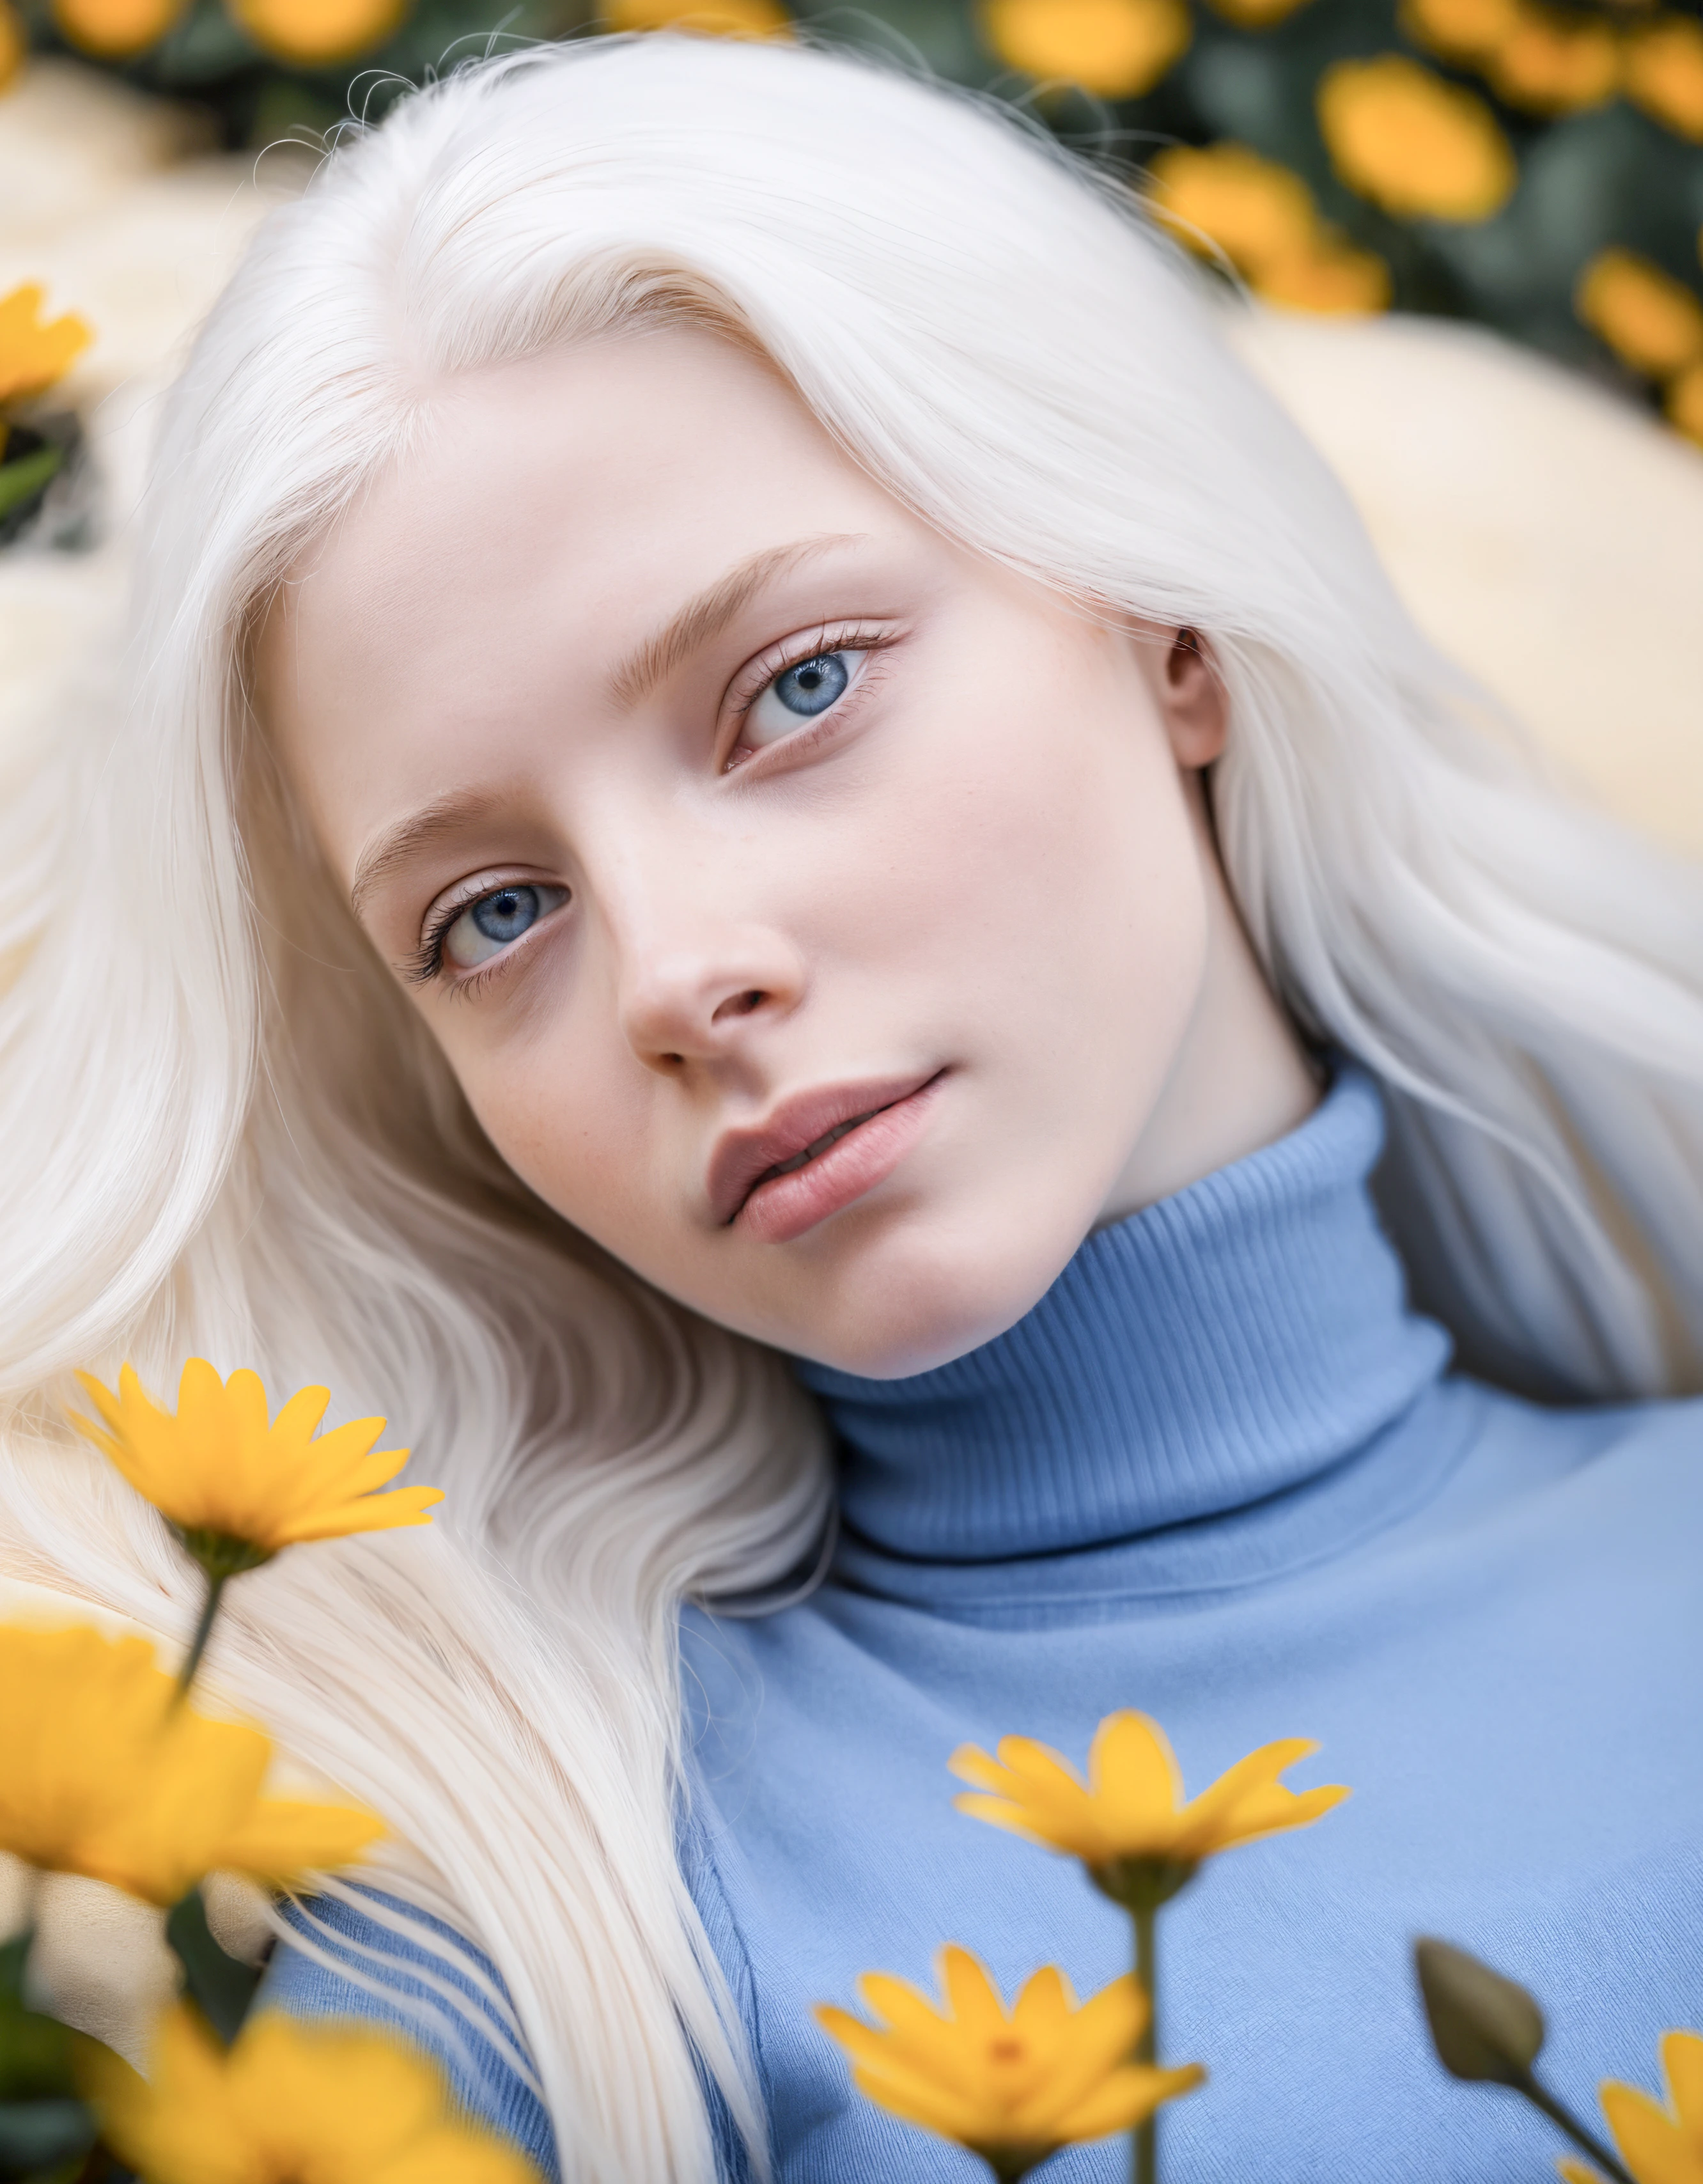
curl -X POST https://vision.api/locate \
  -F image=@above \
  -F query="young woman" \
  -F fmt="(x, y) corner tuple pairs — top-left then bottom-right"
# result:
(3, 31), (1700, 2183)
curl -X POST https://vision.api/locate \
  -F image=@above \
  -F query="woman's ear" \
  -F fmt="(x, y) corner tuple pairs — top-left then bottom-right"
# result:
(1156, 627), (1227, 771)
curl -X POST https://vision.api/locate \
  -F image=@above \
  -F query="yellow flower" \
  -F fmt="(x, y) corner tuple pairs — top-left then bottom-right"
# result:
(226, 0), (405, 61)
(952, 1710), (1349, 1908)
(0, 284), (93, 409)
(81, 2005), (540, 2184)
(1624, 15), (1703, 139)
(1253, 238), (1392, 314)
(1398, 0), (1519, 62)
(1149, 142), (1321, 273)
(1557, 2031), (1703, 2184)
(1668, 359), (1703, 446)
(0, 1), (24, 90)
(602, 0), (791, 35)
(1147, 144), (1388, 315)
(73, 1359), (442, 1568)
(815, 1946), (1202, 2182)
(1576, 247), (1703, 378)
(51, 0), (182, 55)
(0, 1623), (382, 1907)
(1487, 3), (1620, 111)
(1199, 0), (1315, 31)
(1318, 54), (1516, 221)
(982, 0), (1191, 98)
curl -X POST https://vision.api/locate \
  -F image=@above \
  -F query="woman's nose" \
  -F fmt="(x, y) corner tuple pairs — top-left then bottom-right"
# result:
(616, 923), (807, 1073)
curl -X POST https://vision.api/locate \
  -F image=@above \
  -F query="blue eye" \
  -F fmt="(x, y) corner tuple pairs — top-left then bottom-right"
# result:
(775, 653), (848, 715)
(442, 883), (568, 971)
(746, 650), (859, 749)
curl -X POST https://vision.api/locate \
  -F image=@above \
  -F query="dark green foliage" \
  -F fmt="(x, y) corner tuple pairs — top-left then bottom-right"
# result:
(7, 0), (1702, 405)
(164, 1887), (261, 2049)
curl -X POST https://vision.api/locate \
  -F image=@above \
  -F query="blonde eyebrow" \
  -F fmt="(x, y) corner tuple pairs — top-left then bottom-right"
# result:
(607, 533), (867, 711)
(348, 786), (503, 920)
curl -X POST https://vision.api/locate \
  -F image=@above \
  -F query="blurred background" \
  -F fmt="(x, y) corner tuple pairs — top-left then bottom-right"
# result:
(2, 0), (1700, 848)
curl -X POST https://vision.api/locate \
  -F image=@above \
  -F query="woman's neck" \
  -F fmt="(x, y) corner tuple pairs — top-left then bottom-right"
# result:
(1098, 789), (1321, 1224)
(794, 1068), (1450, 1574)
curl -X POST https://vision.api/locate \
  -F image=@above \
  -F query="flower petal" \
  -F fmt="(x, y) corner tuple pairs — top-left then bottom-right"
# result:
(1011, 1975), (1147, 2130)
(1054, 2060), (1205, 2140)
(1088, 1712), (1183, 1834)
(1172, 1738), (1348, 1855)
(268, 1382), (333, 1444)
(848, 2059), (991, 2142)
(947, 1743), (1009, 1793)
(214, 1796), (384, 1884)
(1011, 1963), (1075, 2041)
(940, 1946), (1009, 2040)
(1600, 2080), (1697, 2184)
(1660, 2030), (1703, 2140)
(270, 1485), (444, 1545)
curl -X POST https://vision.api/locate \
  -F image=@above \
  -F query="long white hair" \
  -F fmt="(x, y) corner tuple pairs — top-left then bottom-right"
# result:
(1, 33), (1700, 2181)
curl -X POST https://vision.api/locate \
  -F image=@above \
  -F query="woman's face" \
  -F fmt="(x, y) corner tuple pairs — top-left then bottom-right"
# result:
(265, 325), (1305, 1375)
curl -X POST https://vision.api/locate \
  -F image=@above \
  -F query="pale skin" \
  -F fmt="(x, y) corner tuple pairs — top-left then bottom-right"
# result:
(262, 325), (1317, 1377)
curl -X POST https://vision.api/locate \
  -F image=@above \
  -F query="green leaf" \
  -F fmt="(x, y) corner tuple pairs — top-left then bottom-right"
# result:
(0, 2097), (97, 2180)
(0, 1939), (78, 2112)
(0, 446), (65, 526)
(165, 1888), (260, 2048)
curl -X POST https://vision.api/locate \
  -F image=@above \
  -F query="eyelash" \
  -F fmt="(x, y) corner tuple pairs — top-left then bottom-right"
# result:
(403, 883), (555, 995)
(721, 621), (894, 771)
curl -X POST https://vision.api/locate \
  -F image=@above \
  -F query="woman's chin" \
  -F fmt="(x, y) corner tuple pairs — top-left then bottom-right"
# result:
(759, 1224), (1087, 1380)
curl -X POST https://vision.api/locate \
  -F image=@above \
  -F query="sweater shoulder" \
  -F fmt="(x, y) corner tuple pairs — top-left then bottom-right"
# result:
(261, 1888), (559, 2180)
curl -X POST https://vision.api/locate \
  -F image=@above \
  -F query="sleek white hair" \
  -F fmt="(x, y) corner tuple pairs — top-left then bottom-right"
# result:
(2, 32), (1700, 2181)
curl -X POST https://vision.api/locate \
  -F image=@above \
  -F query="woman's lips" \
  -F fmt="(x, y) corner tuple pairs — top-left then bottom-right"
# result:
(731, 1073), (946, 1245)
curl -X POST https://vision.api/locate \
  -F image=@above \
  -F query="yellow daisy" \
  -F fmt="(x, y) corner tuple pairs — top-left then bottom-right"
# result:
(222, 0), (405, 61)
(0, 1), (25, 90)
(603, 0), (791, 33)
(982, 0), (1191, 100)
(952, 1709), (1349, 1908)
(73, 1359), (442, 1566)
(816, 1946), (1201, 2182)
(1149, 142), (1322, 276)
(0, 283), (93, 409)
(1200, 0), (1316, 30)
(1576, 248), (1703, 381)
(0, 1623), (382, 1906)
(1398, 0), (1519, 64)
(1253, 238), (1392, 315)
(50, 0), (184, 56)
(1624, 15), (1703, 143)
(1147, 142), (1392, 316)
(81, 2005), (540, 2183)
(1318, 53), (1516, 222)
(1558, 2031), (1703, 2184)
(1486, 4), (1619, 116)
(1667, 359), (1703, 448)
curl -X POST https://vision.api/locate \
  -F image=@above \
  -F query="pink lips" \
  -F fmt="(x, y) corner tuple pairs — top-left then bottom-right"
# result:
(708, 1071), (945, 1244)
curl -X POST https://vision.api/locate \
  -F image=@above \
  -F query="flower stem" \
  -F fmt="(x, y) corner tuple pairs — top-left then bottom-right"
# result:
(175, 1570), (228, 1702)
(1133, 1904), (1157, 2184)
(1516, 2071), (1637, 2184)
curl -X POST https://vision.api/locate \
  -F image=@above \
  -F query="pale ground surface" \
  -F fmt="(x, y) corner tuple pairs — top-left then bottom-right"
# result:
(0, 48), (1699, 2067)
(1228, 307), (1703, 860)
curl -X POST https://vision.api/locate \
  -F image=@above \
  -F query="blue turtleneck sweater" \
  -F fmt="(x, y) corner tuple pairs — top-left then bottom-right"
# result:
(266, 1071), (1703, 2182)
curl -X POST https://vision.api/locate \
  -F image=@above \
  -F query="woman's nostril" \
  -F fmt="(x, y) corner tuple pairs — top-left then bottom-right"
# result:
(714, 988), (766, 1026)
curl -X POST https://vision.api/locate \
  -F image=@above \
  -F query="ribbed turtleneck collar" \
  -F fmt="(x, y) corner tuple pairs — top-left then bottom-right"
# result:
(793, 1069), (1452, 1576)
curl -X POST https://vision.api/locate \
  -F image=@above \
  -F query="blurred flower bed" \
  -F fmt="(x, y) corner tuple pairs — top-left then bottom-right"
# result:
(2, 0), (1702, 440)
